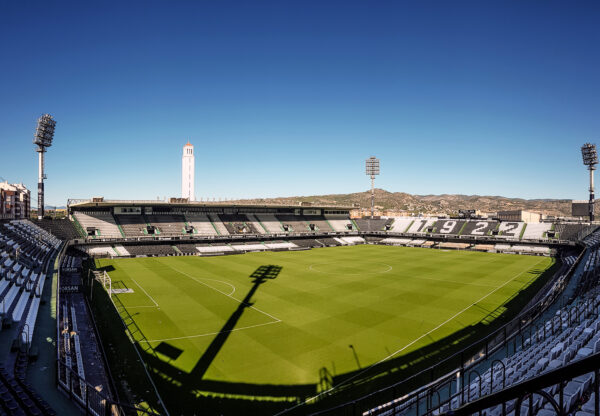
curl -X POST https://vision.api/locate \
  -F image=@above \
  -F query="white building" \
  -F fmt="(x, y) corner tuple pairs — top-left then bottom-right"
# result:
(182, 141), (195, 201)
(181, 141), (195, 201)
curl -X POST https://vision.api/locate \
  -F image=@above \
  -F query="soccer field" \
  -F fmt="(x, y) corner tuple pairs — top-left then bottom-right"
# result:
(95, 245), (554, 393)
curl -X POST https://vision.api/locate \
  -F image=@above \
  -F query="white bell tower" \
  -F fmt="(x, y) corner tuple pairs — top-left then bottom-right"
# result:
(182, 141), (195, 201)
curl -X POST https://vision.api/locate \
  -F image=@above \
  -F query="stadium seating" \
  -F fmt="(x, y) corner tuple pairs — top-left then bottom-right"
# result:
(114, 214), (147, 237)
(145, 214), (186, 236)
(522, 222), (552, 240)
(498, 221), (525, 238)
(184, 213), (219, 235)
(555, 223), (597, 241)
(34, 218), (81, 240)
(218, 214), (259, 234)
(208, 214), (230, 235)
(245, 214), (268, 234)
(406, 218), (437, 233)
(73, 212), (123, 238)
(325, 216), (354, 232)
(123, 244), (177, 256)
(461, 220), (499, 236)
(353, 218), (389, 232)
(276, 215), (310, 233)
(389, 217), (414, 233)
(433, 219), (467, 235)
(255, 214), (284, 233)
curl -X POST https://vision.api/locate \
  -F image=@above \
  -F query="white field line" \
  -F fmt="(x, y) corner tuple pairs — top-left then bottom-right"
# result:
(170, 266), (282, 323)
(277, 257), (546, 414)
(131, 278), (159, 307)
(308, 262), (393, 275)
(140, 320), (281, 343)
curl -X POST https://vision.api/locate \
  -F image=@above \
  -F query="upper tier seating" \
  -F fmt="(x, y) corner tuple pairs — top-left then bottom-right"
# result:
(325, 216), (354, 232)
(73, 212), (122, 238)
(208, 214), (229, 235)
(114, 215), (147, 237)
(184, 213), (219, 235)
(34, 218), (81, 240)
(255, 214), (284, 233)
(218, 214), (259, 234)
(406, 218), (437, 233)
(522, 222), (552, 240)
(276, 215), (310, 233)
(353, 218), (389, 232)
(146, 214), (186, 236)
(389, 217), (414, 233)
(245, 214), (267, 234)
(461, 220), (499, 236)
(555, 223), (596, 241)
(304, 216), (333, 232)
(433, 219), (467, 235)
(498, 221), (525, 238)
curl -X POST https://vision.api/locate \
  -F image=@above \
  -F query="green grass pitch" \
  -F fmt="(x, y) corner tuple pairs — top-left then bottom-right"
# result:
(95, 245), (554, 401)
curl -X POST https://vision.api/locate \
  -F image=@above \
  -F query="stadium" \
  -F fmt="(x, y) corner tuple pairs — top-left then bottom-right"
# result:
(2, 3), (600, 416)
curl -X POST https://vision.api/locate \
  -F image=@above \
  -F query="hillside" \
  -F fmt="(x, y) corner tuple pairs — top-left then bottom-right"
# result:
(229, 189), (572, 217)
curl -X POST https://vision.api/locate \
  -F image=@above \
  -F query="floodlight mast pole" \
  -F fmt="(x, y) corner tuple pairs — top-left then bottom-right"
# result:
(581, 143), (598, 222)
(33, 114), (56, 220)
(365, 156), (380, 219)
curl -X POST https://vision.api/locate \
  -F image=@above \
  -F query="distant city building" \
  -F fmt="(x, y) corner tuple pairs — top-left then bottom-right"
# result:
(497, 210), (541, 223)
(182, 141), (195, 201)
(0, 181), (30, 220)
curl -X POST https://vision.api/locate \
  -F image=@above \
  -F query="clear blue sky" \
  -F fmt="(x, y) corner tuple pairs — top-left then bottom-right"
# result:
(1, 1), (598, 206)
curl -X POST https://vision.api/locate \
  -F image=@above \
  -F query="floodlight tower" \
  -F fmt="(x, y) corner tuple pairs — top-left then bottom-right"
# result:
(33, 114), (56, 220)
(365, 156), (380, 219)
(581, 143), (598, 222)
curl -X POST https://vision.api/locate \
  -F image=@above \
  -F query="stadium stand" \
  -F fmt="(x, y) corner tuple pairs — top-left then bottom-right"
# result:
(73, 211), (123, 238)
(390, 217), (414, 233)
(498, 221), (526, 238)
(218, 214), (259, 234)
(145, 214), (186, 236)
(437, 242), (470, 249)
(114, 214), (148, 237)
(207, 214), (229, 235)
(325, 216), (354, 231)
(176, 243), (201, 254)
(461, 220), (499, 236)
(353, 218), (389, 232)
(276, 215), (310, 233)
(555, 222), (597, 241)
(304, 216), (333, 232)
(255, 214), (284, 233)
(315, 237), (342, 247)
(406, 218), (437, 233)
(123, 244), (177, 256)
(380, 237), (413, 246)
(0, 220), (63, 415)
(433, 219), (467, 235)
(245, 214), (268, 234)
(184, 213), (219, 235)
(196, 245), (234, 253)
(34, 218), (81, 240)
(522, 222), (552, 240)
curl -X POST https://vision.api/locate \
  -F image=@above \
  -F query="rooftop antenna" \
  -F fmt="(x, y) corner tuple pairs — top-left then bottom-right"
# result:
(33, 114), (56, 220)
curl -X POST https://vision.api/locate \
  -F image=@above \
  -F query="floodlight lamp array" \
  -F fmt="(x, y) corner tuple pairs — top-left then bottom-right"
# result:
(33, 114), (56, 149)
(365, 157), (380, 176)
(581, 143), (598, 167)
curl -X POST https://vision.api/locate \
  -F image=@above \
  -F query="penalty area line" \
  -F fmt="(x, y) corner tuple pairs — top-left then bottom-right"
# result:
(131, 278), (159, 307)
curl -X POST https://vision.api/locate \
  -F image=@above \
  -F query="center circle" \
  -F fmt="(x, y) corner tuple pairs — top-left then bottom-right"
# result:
(309, 261), (392, 275)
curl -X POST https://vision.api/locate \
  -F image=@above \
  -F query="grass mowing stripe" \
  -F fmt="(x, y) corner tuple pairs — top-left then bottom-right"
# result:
(293, 256), (547, 409)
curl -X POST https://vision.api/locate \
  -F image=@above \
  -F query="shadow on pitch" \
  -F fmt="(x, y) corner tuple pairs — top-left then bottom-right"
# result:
(126, 259), (561, 415)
